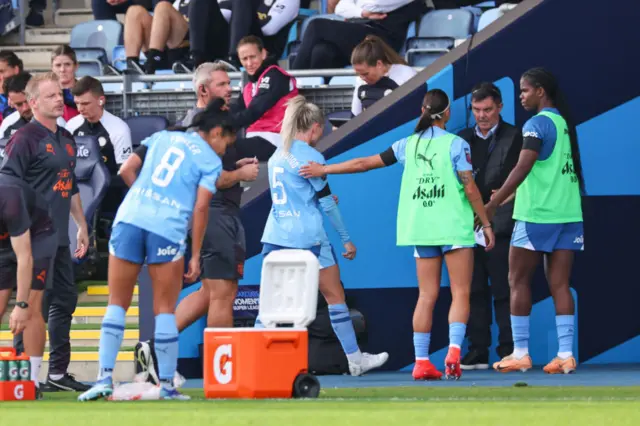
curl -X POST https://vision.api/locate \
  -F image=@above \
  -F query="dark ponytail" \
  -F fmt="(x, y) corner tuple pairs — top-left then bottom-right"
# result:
(171, 97), (238, 134)
(522, 67), (585, 193)
(413, 89), (450, 164)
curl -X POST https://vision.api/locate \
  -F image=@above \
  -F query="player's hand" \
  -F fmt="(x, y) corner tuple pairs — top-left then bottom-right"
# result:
(9, 306), (29, 335)
(236, 157), (258, 168)
(75, 226), (89, 258)
(184, 255), (200, 283)
(299, 161), (325, 178)
(238, 162), (259, 182)
(362, 10), (387, 20)
(342, 241), (356, 260)
(482, 225), (495, 251)
(332, 194), (339, 204)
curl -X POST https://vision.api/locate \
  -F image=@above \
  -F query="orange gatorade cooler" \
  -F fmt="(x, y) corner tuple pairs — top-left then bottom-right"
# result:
(0, 347), (35, 402)
(203, 249), (321, 399)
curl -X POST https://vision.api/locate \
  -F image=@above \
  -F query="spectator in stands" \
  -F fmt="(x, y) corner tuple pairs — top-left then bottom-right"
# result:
(92, 0), (159, 21)
(291, 0), (424, 70)
(65, 77), (133, 175)
(0, 51), (24, 122)
(0, 73), (67, 139)
(0, 72), (90, 393)
(124, 0), (191, 74)
(185, 0), (299, 69)
(233, 35), (298, 158)
(51, 45), (80, 122)
(457, 82), (521, 370)
(350, 35), (416, 117)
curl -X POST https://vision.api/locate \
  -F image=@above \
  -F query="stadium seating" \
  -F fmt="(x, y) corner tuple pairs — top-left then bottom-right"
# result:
(68, 135), (111, 266)
(405, 9), (475, 67)
(477, 7), (504, 31)
(73, 47), (108, 65)
(77, 60), (104, 77)
(125, 115), (169, 148)
(70, 21), (124, 64)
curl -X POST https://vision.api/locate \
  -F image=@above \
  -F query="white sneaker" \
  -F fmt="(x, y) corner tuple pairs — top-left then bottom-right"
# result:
(173, 371), (186, 389)
(348, 352), (389, 376)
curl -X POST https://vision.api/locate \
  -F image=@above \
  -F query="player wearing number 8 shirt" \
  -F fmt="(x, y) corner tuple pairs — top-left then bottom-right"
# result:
(78, 98), (238, 402)
(260, 96), (389, 376)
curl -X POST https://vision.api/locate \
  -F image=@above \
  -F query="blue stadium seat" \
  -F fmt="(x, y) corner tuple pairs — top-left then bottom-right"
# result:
(296, 77), (324, 87)
(69, 136), (111, 265)
(327, 110), (352, 127)
(328, 75), (357, 86)
(151, 69), (193, 91)
(125, 115), (169, 148)
(478, 7), (504, 31)
(405, 9), (474, 67)
(70, 21), (123, 63)
(73, 47), (108, 65)
(77, 60), (104, 77)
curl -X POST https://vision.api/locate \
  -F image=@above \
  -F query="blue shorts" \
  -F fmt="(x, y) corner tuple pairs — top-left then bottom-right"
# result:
(109, 222), (186, 265)
(414, 245), (474, 258)
(511, 220), (584, 253)
(262, 240), (337, 269)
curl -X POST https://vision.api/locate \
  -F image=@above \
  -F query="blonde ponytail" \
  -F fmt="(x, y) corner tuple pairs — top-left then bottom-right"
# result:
(280, 95), (325, 152)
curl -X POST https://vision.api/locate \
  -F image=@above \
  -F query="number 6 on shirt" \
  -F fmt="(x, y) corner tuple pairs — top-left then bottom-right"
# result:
(152, 147), (185, 187)
(271, 166), (287, 205)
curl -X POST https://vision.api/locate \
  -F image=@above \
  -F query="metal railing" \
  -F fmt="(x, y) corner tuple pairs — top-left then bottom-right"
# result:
(98, 68), (361, 123)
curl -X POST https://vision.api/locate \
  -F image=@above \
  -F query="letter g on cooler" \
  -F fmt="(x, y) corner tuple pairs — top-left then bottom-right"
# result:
(14, 384), (24, 400)
(213, 344), (233, 384)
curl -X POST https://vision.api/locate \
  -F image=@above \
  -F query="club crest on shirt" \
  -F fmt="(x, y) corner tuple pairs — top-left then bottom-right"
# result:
(65, 143), (75, 157)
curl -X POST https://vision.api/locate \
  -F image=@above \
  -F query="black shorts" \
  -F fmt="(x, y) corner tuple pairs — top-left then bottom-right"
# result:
(201, 209), (246, 281)
(0, 256), (52, 291)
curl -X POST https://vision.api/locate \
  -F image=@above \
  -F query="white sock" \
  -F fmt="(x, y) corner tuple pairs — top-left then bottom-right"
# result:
(513, 347), (529, 359)
(31, 356), (43, 387)
(346, 349), (362, 363)
(49, 373), (64, 381)
(557, 351), (573, 359)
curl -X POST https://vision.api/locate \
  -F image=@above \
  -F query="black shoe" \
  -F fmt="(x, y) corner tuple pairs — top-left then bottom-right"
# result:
(135, 340), (159, 385)
(460, 349), (489, 371)
(25, 9), (44, 28)
(46, 373), (91, 392)
(39, 381), (59, 392)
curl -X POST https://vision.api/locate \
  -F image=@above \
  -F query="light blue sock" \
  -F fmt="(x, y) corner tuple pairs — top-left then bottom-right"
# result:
(449, 322), (466, 348)
(511, 315), (530, 357)
(556, 315), (575, 357)
(413, 332), (430, 360)
(328, 304), (360, 360)
(97, 305), (126, 383)
(154, 313), (179, 387)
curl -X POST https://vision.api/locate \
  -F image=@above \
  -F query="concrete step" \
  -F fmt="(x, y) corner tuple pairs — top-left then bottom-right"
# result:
(78, 293), (139, 304)
(25, 27), (72, 45)
(4, 45), (57, 70)
(39, 358), (135, 383)
(54, 8), (94, 27)
(70, 306), (139, 324)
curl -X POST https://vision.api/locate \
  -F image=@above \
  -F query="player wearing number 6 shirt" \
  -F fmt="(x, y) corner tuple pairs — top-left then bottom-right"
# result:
(259, 95), (389, 376)
(78, 98), (238, 402)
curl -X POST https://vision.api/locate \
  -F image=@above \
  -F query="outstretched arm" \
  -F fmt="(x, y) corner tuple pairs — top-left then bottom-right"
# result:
(486, 149), (537, 214)
(300, 154), (387, 178)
